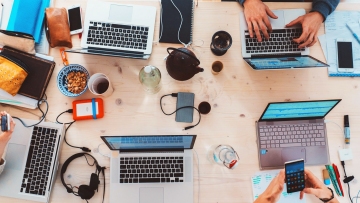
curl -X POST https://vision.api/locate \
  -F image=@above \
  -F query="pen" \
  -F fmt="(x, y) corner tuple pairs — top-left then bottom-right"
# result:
(332, 164), (344, 196)
(347, 23), (360, 44)
(344, 115), (350, 144)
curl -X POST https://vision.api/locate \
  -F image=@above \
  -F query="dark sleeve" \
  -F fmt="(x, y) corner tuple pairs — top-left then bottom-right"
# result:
(311, 0), (340, 21)
(238, 0), (245, 6)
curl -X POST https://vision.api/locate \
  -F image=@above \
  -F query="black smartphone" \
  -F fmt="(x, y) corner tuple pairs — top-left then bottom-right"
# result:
(1, 114), (10, 132)
(175, 92), (195, 123)
(285, 159), (305, 193)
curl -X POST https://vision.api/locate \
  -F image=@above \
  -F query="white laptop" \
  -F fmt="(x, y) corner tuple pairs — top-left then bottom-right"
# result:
(239, 9), (328, 70)
(66, 0), (156, 59)
(101, 135), (196, 203)
(0, 118), (64, 202)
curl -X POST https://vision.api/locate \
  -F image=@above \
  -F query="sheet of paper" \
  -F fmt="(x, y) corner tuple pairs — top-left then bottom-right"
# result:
(0, 0), (13, 29)
(0, 89), (38, 109)
(251, 170), (305, 203)
(325, 11), (360, 33)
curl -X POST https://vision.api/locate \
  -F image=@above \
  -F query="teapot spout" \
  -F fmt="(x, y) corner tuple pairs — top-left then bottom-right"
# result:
(197, 67), (204, 73)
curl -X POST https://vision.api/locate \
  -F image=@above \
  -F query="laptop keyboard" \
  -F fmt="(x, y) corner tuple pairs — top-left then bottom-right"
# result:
(119, 156), (184, 183)
(245, 28), (305, 54)
(87, 21), (149, 50)
(20, 126), (58, 196)
(259, 123), (325, 149)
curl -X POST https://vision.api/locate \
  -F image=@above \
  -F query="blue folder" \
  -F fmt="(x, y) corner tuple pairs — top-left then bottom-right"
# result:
(7, 0), (50, 43)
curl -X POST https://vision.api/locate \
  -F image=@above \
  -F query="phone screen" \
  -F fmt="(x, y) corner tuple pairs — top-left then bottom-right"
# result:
(68, 7), (82, 31)
(337, 41), (354, 69)
(285, 159), (305, 193)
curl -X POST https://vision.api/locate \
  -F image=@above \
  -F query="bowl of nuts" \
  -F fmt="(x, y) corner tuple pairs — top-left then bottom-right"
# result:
(57, 64), (90, 97)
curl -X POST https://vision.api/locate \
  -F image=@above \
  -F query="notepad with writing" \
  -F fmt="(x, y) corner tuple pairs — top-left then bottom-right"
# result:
(159, 0), (194, 44)
(1, 46), (55, 100)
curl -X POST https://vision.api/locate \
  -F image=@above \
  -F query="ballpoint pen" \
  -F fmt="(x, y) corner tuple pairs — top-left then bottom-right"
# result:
(332, 164), (344, 197)
(347, 23), (360, 44)
(344, 115), (350, 144)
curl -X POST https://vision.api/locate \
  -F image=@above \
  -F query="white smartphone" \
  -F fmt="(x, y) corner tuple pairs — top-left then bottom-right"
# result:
(67, 5), (83, 35)
(336, 38), (354, 73)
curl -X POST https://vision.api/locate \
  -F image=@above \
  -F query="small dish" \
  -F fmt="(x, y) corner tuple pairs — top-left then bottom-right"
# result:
(57, 64), (90, 97)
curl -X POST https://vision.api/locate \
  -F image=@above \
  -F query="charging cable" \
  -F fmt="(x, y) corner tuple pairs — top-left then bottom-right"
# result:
(324, 120), (346, 149)
(160, 93), (201, 130)
(56, 109), (90, 152)
(13, 98), (49, 127)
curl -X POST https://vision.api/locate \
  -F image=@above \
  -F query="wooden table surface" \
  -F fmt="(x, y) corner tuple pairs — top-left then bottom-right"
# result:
(1, 1), (360, 203)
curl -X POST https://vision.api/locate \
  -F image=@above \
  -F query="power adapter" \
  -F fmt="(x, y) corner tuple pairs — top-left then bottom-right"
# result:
(338, 148), (353, 161)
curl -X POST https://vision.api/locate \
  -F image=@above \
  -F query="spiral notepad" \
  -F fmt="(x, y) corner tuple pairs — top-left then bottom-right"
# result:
(159, 0), (194, 45)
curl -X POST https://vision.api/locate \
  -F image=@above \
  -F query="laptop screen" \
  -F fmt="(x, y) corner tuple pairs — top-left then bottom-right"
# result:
(259, 100), (341, 121)
(101, 135), (196, 151)
(244, 56), (328, 70)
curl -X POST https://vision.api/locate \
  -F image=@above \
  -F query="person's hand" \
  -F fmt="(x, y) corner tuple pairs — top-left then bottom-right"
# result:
(286, 12), (324, 48)
(243, 0), (278, 42)
(254, 169), (285, 203)
(300, 169), (339, 203)
(0, 111), (15, 159)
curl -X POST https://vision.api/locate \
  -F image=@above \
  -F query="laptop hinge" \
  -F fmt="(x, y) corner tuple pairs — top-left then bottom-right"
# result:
(251, 53), (301, 58)
(119, 148), (184, 153)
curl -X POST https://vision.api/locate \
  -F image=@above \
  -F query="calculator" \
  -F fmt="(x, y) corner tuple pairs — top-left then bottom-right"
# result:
(285, 159), (305, 193)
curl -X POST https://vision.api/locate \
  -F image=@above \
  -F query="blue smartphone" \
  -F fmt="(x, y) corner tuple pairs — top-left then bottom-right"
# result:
(285, 159), (305, 193)
(1, 114), (10, 132)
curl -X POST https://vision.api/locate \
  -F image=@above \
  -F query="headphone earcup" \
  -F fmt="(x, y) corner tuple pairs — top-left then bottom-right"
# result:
(89, 173), (100, 190)
(78, 185), (95, 200)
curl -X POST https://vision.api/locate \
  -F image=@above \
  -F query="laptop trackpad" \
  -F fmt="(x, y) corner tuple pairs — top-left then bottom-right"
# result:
(269, 10), (285, 28)
(139, 187), (164, 203)
(281, 148), (306, 163)
(5, 143), (27, 170)
(109, 5), (133, 22)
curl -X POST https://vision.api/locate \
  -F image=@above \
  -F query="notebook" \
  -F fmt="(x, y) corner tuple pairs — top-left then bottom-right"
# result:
(1, 46), (55, 100)
(0, 118), (64, 202)
(7, 0), (50, 43)
(159, 0), (194, 44)
(101, 135), (195, 203)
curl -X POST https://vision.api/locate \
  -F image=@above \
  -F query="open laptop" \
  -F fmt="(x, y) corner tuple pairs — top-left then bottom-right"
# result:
(101, 135), (196, 203)
(240, 9), (329, 70)
(0, 118), (64, 202)
(66, 0), (156, 59)
(256, 99), (341, 170)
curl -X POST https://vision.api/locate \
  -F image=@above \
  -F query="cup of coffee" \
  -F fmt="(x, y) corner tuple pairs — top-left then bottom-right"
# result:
(88, 73), (114, 97)
(211, 61), (223, 75)
(210, 30), (232, 56)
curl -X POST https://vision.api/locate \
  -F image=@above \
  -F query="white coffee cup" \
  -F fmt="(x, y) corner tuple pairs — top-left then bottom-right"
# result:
(88, 73), (114, 97)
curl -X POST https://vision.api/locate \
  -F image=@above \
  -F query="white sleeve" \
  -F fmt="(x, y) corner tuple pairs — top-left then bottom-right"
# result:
(0, 159), (5, 175)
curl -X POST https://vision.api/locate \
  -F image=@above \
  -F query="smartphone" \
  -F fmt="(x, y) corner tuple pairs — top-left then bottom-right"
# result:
(175, 92), (195, 123)
(1, 114), (10, 132)
(285, 159), (305, 193)
(67, 5), (83, 35)
(336, 39), (354, 73)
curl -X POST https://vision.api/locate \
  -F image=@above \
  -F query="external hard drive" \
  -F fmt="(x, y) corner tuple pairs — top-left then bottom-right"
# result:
(175, 92), (194, 123)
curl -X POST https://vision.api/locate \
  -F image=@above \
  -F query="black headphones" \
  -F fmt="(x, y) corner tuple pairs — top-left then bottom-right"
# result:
(60, 153), (106, 202)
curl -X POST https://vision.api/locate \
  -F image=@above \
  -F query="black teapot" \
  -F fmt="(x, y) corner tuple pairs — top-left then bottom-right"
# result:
(166, 47), (204, 81)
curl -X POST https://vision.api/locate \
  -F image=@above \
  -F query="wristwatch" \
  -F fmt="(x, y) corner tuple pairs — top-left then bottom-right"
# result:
(319, 187), (334, 202)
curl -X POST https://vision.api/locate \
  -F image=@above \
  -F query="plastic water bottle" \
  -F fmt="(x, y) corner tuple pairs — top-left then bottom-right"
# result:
(139, 65), (161, 94)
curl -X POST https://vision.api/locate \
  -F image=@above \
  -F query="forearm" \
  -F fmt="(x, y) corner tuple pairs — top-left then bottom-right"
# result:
(311, 0), (340, 21)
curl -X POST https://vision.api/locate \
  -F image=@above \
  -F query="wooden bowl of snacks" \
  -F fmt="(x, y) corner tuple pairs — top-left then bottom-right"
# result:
(57, 64), (90, 97)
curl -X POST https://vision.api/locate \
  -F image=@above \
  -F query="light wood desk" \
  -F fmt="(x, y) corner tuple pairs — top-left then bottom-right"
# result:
(1, 1), (360, 203)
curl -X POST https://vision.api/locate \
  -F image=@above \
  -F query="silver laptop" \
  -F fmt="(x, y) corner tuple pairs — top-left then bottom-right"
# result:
(240, 9), (328, 70)
(66, 0), (156, 59)
(0, 118), (64, 202)
(101, 135), (196, 203)
(256, 99), (341, 170)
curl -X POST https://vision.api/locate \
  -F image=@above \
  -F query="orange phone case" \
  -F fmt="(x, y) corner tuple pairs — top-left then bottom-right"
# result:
(72, 98), (104, 120)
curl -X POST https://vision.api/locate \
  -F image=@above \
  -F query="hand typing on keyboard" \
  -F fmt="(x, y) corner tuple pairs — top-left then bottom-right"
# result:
(285, 12), (325, 48)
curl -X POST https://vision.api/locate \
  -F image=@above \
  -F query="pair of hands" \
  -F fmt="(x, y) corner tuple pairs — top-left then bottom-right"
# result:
(254, 169), (338, 203)
(0, 111), (15, 160)
(243, 0), (324, 48)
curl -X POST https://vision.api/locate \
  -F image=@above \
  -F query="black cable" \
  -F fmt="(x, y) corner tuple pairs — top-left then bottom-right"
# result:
(13, 99), (49, 127)
(341, 161), (354, 203)
(56, 109), (90, 152)
(160, 93), (201, 130)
